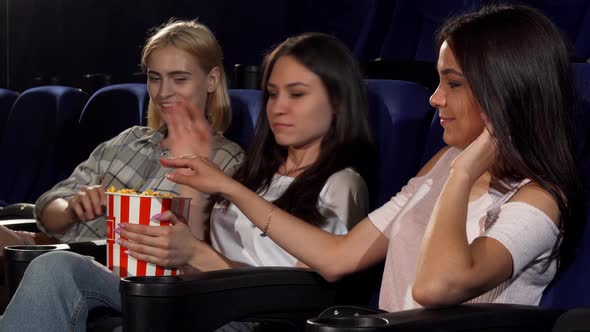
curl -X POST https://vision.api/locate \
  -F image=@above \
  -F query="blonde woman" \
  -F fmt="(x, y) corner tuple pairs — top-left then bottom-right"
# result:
(3, 20), (244, 248)
(0, 32), (374, 332)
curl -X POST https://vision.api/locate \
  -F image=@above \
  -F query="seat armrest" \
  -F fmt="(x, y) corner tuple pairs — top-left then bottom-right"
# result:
(306, 303), (565, 332)
(0, 203), (35, 220)
(0, 218), (39, 232)
(120, 267), (372, 332)
(551, 308), (590, 332)
(3, 240), (106, 299)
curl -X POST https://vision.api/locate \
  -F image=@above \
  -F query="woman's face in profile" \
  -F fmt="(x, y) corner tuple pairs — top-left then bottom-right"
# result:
(429, 41), (485, 149)
(146, 45), (214, 121)
(265, 55), (335, 151)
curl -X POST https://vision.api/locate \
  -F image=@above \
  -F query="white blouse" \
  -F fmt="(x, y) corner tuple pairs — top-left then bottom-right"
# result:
(210, 168), (369, 267)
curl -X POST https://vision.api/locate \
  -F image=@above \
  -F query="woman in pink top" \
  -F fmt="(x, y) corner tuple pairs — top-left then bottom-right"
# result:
(162, 4), (584, 311)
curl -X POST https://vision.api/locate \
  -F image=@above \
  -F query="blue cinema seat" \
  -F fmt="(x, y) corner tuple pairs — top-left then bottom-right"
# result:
(286, 0), (395, 62)
(0, 89), (19, 143)
(517, 0), (590, 62)
(0, 86), (88, 204)
(112, 79), (436, 331)
(379, 0), (483, 63)
(305, 62), (590, 332)
(538, 63), (590, 309)
(420, 108), (446, 166)
(67, 83), (149, 176)
(225, 89), (262, 151)
(365, 1), (483, 91)
(365, 79), (434, 209)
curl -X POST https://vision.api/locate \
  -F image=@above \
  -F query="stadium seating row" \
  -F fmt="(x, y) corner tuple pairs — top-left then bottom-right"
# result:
(7, 0), (590, 93)
(0, 79), (435, 211)
(115, 62), (590, 332)
(0, 63), (588, 331)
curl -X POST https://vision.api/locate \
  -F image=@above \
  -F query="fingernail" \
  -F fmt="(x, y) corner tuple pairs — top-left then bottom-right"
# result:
(118, 223), (126, 228)
(166, 173), (174, 180)
(124, 250), (132, 255)
(114, 227), (121, 234)
(116, 238), (122, 245)
(151, 213), (162, 220)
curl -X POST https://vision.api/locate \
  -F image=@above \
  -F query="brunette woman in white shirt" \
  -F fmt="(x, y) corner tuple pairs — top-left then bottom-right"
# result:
(163, 4), (584, 311)
(0, 32), (374, 332)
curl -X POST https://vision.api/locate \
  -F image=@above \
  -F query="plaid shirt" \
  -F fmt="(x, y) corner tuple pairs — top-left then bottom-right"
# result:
(35, 125), (245, 242)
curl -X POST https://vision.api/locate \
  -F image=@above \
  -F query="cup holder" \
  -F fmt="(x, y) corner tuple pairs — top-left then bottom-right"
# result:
(307, 316), (389, 329)
(4, 244), (67, 262)
(124, 276), (183, 284)
(3, 244), (68, 299)
(7, 245), (59, 251)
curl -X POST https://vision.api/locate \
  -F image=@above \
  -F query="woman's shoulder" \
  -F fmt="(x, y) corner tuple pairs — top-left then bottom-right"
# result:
(324, 168), (367, 191)
(212, 134), (245, 155)
(415, 146), (459, 177)
(211, 134), (246, 160)
(507, 181), (560, 226)
(211, 134), (246, 174)
(103, 125), (157, 146)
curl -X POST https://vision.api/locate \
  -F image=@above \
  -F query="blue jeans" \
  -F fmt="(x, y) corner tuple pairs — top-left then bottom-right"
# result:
(0, 251), (120, 332)
(0, 251), (256, 332)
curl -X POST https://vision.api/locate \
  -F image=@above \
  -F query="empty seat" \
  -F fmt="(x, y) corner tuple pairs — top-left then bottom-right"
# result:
(0, 89), (19, 142)
(367, 0), (482, 91)
(517, 0), (590, 61)
(0, 86), (88, 204)
(68, 83), (149, 175)
(379, 0), (483, 63)
(225, 89), (262, 150)
(538, 62), (590, 309)
(286, 0), (395, 61)
(365, 79), (434, 209)
(420, 109), (446, 166)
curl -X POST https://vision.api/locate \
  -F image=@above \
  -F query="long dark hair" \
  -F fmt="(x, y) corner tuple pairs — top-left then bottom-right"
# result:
(437, 4), (584, 269)
(222, 33), (374, 226)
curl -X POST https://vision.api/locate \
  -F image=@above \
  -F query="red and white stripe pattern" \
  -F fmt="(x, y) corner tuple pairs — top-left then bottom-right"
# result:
(106, 193), (191, 277)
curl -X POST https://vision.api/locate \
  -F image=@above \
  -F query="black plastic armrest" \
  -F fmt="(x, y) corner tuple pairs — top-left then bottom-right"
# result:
(120, 267), (370, 332)
(306, 303), (565, 332)
(3, 240), (106, 298)
(0, 203), (35, 221)
(552, 308), (590, 332)
(0, 218), (39, 232)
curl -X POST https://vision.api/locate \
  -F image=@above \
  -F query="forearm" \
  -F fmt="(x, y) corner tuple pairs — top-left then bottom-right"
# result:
(179, 185), (206, 241)
(40, 198), (78, 234)
(186, 241), (251, 272)
(223, 181), (361, 281)
(414, 170), (475, 302)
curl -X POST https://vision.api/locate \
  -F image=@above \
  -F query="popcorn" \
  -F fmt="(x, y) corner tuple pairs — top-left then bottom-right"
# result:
(106, 186), (175, 198)
(105, 190), (191, 277)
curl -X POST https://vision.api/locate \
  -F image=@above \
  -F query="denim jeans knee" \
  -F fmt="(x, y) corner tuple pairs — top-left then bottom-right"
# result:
(0, 250), (120, 332)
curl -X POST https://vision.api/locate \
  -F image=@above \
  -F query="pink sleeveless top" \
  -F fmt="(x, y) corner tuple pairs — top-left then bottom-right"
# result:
(369, 147), (560, 312)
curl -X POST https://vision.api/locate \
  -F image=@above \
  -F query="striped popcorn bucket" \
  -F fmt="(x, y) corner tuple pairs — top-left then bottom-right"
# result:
(105, 193), (191, 277)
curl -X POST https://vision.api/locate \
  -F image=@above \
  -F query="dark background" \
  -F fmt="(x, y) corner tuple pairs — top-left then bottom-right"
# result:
(1, 0), (589, 92)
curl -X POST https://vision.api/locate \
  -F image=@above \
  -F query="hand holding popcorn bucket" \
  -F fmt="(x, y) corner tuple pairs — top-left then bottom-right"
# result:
(105, 189), (191, 277)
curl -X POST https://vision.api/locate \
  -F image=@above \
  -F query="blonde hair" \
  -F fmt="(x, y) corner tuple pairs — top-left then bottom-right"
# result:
(141, 19), (231, 132)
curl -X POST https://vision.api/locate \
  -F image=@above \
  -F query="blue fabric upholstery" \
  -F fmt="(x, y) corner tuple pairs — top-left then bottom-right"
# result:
(420, 109), (446, 166)
(539, 63), (590, 309)
(0, 89), (19, 142)
(379, 0), (483, 62)
(574, 6), (590, 61)
(0, 86), (88, 204)
(286, 0), (395, 61)
(225, 89), (262, 151)
(365, 79), (434, 209)
(216, 1), (290, 70)
(518, 0), (590, 61)
(68, 83), (149, 176)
